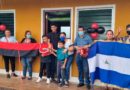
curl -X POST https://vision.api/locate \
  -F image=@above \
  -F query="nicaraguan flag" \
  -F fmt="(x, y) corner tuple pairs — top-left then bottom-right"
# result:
(88, 41), (130, 88)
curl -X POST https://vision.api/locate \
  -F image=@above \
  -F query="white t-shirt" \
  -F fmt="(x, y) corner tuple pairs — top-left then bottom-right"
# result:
(65, 39), (72, 49)
(65, 39), (74, 55)
(0, 36), (17, 42)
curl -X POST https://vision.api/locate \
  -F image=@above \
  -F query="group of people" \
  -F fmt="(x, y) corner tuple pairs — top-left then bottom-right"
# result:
(1, 23), (130, 89)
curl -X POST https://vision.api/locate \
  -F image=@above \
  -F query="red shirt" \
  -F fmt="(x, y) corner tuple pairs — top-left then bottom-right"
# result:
(39, 43), (53, 57)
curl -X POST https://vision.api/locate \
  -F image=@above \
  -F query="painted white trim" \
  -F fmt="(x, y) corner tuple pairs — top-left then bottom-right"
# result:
(41, 7), (73, 11)
(41, 9), (43, 43)
(76, 4), (116, 11)
(74, 4), (116, 38)
(0, 9), (16, 37)
(0, 10), (15, 13)
(0, 69), (78, 83)
(111, 5), (116, 32)
(41, 7), (73, 42)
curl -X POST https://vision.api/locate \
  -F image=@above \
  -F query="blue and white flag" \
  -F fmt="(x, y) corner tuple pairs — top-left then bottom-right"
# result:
(88, 41), (130, 88)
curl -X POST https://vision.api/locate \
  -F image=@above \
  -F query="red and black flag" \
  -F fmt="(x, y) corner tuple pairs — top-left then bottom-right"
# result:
(0, 42), (39, 57)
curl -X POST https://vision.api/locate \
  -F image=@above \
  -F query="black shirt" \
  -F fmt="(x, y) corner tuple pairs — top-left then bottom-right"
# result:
(47, 32), (60, 49)
(21, 38), (37, 43)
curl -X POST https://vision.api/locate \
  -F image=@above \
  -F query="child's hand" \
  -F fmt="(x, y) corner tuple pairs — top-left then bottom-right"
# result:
(62, 65), (65, 69)
(51, 48), (57, 52)
(51, 52), (57, 57)
(63, 49), (67, 53)
(42, 48), (48, 50)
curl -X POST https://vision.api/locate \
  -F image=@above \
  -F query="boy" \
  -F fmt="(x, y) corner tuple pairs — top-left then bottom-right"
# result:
(36, 35), (53, 84)
(54, 41), (68, 87)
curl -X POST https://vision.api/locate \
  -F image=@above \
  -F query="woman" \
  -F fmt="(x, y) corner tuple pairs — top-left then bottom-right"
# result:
(59, 32), (74, 86)
(100, 30), (119, 90)
(105, 30), (115, 41)
(0, 29), (17, 78)
(21, 30), (36, 80)
(117, 24), (130, 43)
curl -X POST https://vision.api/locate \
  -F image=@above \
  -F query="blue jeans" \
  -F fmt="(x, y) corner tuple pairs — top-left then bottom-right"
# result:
(76, 53), (90, 84)
(50, 55), (57, 79)
(21, 57), (32, 77)
(65, 54), (74, 81)
(57, 61), (65, 84)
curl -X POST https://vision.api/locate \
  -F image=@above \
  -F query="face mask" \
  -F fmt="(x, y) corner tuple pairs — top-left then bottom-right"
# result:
(127, 31), (130, 35)
(78, 31), (84, 36)
(26, 34), (32, 38)
(60, 36), (65, 41)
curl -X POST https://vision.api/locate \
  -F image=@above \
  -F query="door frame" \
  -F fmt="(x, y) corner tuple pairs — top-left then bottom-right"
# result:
(41, 7), (74, 78)
(41, 7), (73, 42)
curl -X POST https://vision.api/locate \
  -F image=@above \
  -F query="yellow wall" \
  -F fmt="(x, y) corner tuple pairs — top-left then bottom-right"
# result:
(0, 0), (130, 77)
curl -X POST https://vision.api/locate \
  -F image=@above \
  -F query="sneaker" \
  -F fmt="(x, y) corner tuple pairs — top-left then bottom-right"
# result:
(51, 78), (57, 83)
(77, 83), (84, 87)
(56, 80), (61, 84)
(11, 73), (18, 77)
(7, 74), (11, 79)
(64, 84), (69, 88)
(46, 78), (50, 84)
(28, 77), (32, 80)
(65, 81), (69, 84)
(36, 77), (42, 83)
(21, 76), (26, 80)
(59, 83), (64, 87)
(64, 81), (69, 87)
(86, 84), (91, 89)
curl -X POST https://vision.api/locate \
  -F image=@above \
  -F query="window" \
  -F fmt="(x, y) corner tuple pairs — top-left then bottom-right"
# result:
(75, 5), (115, 39)
(0, 10), (15, 38)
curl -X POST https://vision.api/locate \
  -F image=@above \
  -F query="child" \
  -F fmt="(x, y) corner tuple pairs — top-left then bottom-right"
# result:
(60, 32), (75, 86)
(36, 35), (53, 84)
(54, 41), (68, 87)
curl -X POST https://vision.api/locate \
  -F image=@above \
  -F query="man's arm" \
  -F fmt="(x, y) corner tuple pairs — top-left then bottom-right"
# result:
(83, 35), (93, 49)
(74, 37), (80, 50)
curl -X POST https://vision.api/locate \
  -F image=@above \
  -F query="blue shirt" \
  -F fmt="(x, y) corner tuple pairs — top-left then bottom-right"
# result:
(74, 34), (92, 46)
(57, 48), (68, 61)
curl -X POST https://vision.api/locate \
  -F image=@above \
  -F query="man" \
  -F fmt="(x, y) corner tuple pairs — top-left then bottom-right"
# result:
(74, 26), (93, 89)
(0, 29), (18, 78)
(47, 24), (60, 82)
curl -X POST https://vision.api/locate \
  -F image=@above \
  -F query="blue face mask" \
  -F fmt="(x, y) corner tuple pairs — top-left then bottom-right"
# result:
(78, 31), (84, 36)
(60, 36), (65, 41)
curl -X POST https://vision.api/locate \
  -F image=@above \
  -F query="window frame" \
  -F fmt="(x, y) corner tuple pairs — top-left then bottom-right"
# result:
(74, 4), (116, 38)
(0, 9), (16, 37)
